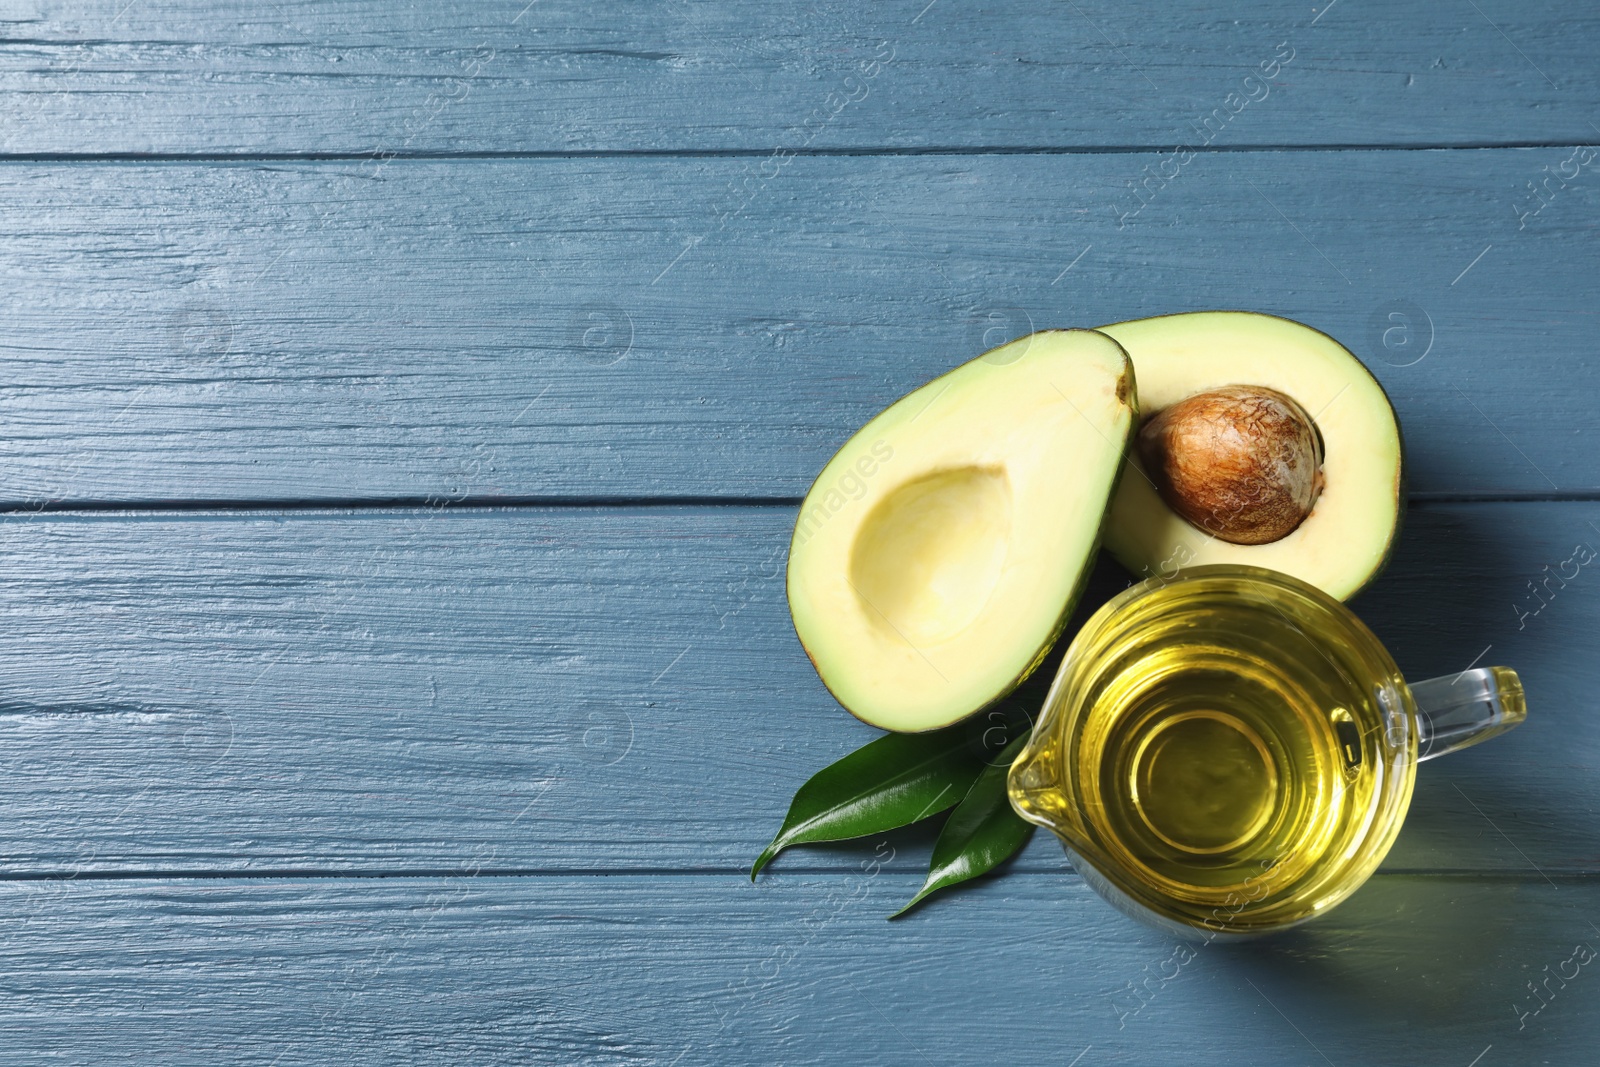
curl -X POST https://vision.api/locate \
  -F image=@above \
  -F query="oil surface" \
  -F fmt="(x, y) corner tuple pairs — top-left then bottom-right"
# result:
(1061, 574), (1405, 922)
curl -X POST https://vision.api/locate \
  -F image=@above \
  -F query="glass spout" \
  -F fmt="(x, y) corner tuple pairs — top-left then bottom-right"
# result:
(1007, 727), (1091, 852)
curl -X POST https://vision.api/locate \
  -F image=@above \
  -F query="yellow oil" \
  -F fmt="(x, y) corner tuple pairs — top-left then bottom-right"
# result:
(1029, 568), (1415, 931)
(1081, 639), (1366, 900)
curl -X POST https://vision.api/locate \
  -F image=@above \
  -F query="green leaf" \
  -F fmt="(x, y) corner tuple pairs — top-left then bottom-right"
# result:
(751, 728), (985, 880)
(891, 733), (1036, 918)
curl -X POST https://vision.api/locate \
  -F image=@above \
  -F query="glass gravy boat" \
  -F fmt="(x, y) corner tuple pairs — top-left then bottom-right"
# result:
(1008, 565), (1525, 939)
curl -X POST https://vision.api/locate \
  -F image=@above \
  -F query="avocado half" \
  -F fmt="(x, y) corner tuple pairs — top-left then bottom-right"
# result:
(1098, 311), (1403, 601)
(787, 329), (1137, 733)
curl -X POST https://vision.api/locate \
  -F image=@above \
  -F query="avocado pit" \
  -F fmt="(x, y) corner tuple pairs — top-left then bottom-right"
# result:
(1137, 385), (1324, 546)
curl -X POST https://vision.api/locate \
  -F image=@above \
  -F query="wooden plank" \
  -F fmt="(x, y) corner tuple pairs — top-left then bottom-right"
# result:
(0, 871), (1592, 1064)
(0, 501), (1589, 876)
(2, 1), (1596, 154)
(0, 151), (1593, 505)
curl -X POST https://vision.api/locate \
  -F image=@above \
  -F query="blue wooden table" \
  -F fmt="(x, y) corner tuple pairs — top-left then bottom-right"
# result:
(1, 1), (1597, 1062)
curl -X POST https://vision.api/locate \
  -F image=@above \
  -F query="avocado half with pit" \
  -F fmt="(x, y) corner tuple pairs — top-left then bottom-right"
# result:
(787, 329), (1137, 733)
(1098, 311), (1403, 601)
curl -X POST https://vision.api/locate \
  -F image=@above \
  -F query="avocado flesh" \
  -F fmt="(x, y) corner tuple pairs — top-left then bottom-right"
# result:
(1098, 311), (1402, 601)
(787, 329), (1137, 733)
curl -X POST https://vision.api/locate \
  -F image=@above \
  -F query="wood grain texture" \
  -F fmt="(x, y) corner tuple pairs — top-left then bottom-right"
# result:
(1, 0), (1596, 155)
(5, 2), (1597, 1056)
(0, 501), (1587, 877)
(0, 150), (1593, 505)
(0, 871), (1592, 1065)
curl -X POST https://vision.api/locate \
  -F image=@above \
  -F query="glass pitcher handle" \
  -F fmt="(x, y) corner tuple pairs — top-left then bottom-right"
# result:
(1408, 666), (1526, 761)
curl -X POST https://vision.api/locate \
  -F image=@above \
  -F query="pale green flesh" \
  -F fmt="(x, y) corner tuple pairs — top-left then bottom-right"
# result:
(787, 329), (1136, 733)
(1098, 311), (1403, 601)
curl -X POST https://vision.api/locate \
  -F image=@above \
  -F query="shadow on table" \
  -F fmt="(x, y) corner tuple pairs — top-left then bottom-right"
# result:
(1208, 871), (1597, 1061)
(1349, 503), (1518, 680)
(1359, 502), (1600, 870)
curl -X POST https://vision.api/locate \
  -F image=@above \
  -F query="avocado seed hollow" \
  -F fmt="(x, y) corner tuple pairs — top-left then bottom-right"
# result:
(1137, 385), (1325, 546)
